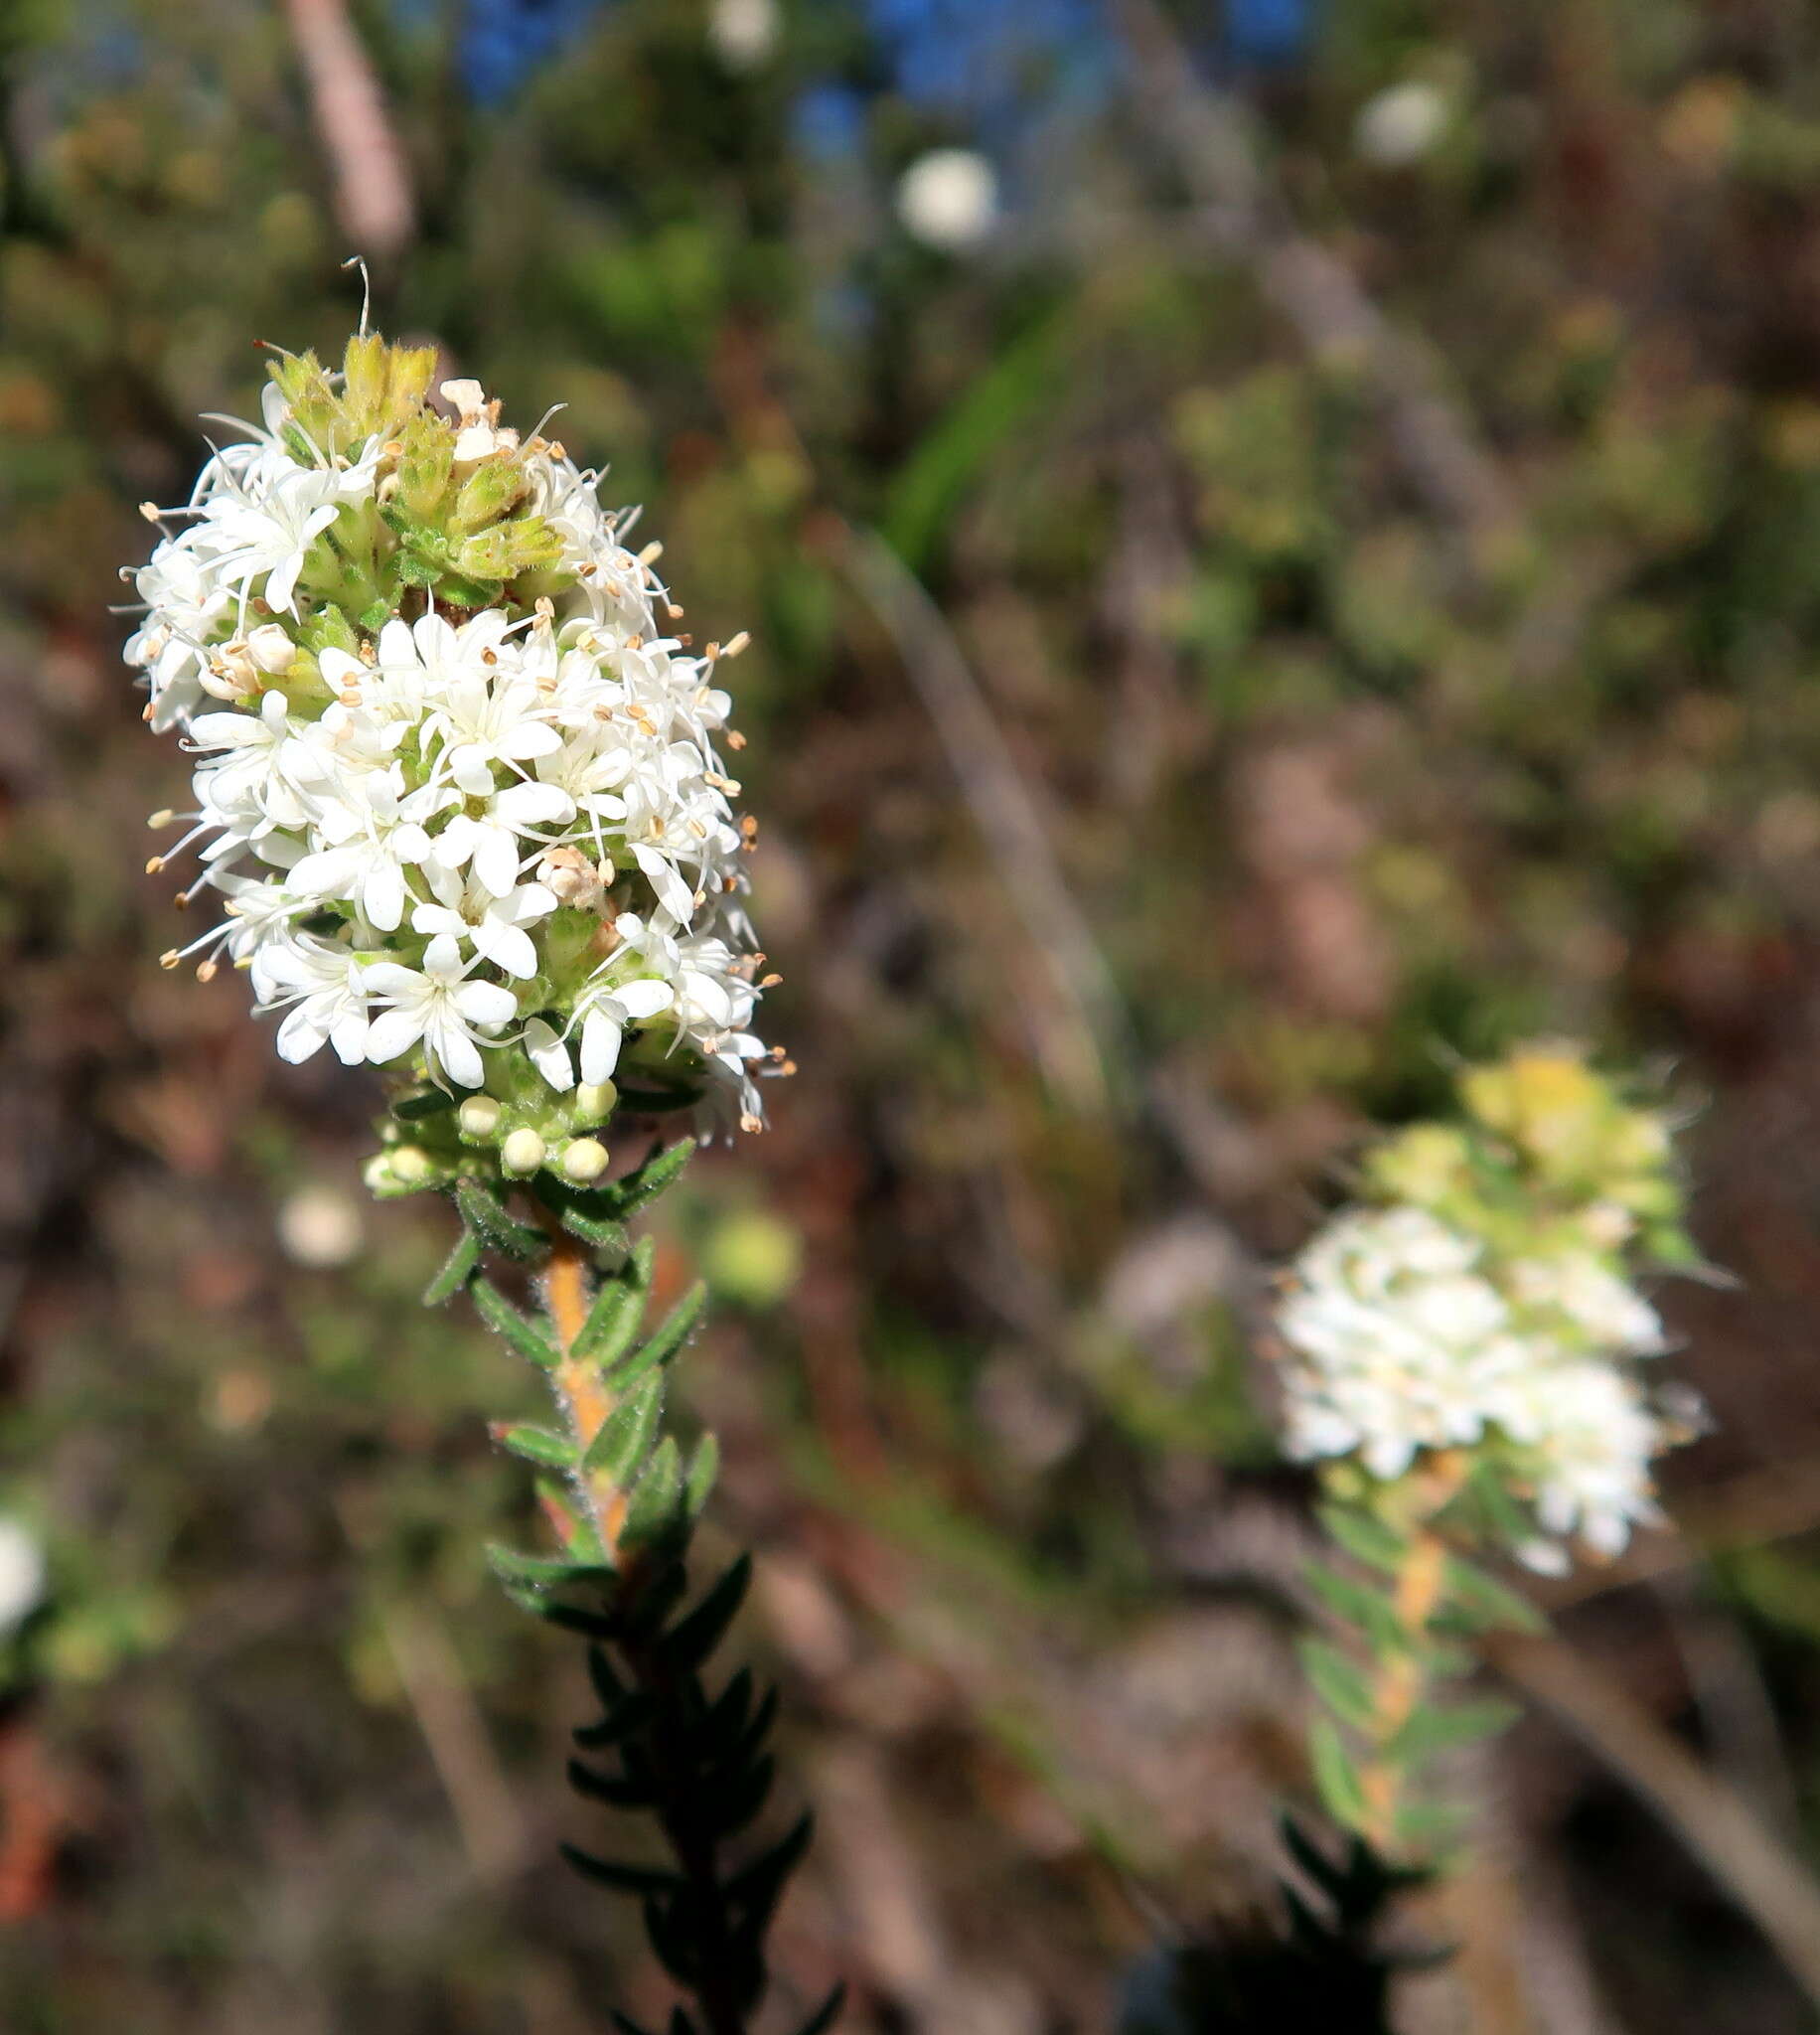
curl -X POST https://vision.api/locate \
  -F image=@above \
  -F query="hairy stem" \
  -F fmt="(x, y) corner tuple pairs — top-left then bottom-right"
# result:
(1354, 1454), (1466, 1855)
(533, 1208), (755, 2035)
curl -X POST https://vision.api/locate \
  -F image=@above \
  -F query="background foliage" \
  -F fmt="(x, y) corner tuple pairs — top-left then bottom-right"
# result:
(7, 1), (1820, 2028)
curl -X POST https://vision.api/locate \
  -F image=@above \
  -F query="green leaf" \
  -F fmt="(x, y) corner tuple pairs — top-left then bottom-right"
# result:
(574, 1238), (655, 1367)
(602, 1138), (695, 1217)
(491, 1422), (575, 1471)
(707, 1753), (774, 1838)
(794, 1984), (846, 2035)
(1297, 1637), (1377, 1733)
(620, 1436), (685, 1553)
(684, 1433), (720, 1517)
(609, 1281), (705, 1387)
(1308, 1716), (1368, 1831)
(559, 1845), (684, 1897)
(470, 1277), (559, 1370)
(456, 1179), (545, 1260)
(661, 1554), (751, 1675)
(880, 304), (1072, 572)
(1304, 1560), (1405, 1653)
(567, 1757), (660, 1808)
(1317, 1503), (1409, 1576)
(724, 1810), (814, 1929)
(392, 1088), (456, 1121)
(422, 1228), (480, 1306)
(583, 1375), (665, 1483)
(485, 1542), (614, 1591)
(1391, 1696), (1522, 1760)
(1439, 1557), (1546, 1637)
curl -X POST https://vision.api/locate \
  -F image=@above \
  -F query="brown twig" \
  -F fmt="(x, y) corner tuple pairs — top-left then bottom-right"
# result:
(283, 0), (415, 262)
(1482, 1628), (1820, 2007)
(832, 520), (1133, 1117)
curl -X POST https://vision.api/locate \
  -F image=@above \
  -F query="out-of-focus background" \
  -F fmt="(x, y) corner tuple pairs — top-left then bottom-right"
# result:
(8, 1), (1820, 2029)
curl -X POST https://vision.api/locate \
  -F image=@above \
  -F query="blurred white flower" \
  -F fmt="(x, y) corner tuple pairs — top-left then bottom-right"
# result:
(709, 0), (779, 70)
(0, 1516), (47, 1638)
(1354, 80), (1449, 167)
(276, 1183), (365, 1268)
(896, 148), (999, 251)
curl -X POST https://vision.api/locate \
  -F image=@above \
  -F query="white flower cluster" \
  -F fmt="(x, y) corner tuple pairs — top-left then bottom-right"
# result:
(1276, 1205), (1694, 1566)
(127, 350), (778, 1150)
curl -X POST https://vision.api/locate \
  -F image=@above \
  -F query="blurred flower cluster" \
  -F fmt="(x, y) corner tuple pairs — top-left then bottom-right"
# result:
(127, 333), (778, 1183)
(1275, 1048), (1707, 1571)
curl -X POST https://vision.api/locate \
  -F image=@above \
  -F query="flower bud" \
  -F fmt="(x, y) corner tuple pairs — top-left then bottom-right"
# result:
(388, 1145), (433, 1184)
(246, 623), (297, 674)
(560, 1138), (609, 1183)
(575, 1079), (618, 1122)
(458, 1096), (504, 1140)
(502, 1129), (546, 1176)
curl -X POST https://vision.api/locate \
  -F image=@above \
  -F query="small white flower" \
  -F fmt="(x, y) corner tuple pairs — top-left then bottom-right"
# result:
(709, 0), (778, 69)
(363, 934), (520, 1090)
(0, 1517), (46, 1638)
(411, 872), (556, 981)
(255, 933), (376, 1066)
(1354, 80), (1449, 167)
(897, 148), (999, 250)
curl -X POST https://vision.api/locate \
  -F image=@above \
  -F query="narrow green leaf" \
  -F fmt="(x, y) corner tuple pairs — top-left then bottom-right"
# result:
(794, 1984), (846, 2035)
(559, 1846), (684, 1896)
(567, 1757), (659, 1808)
(422, 1228), (480, 1306)
(609, 1281), (705, 1388)
(1440, 1557), (1547, 1637)
(1317, 1503), (1409, 1576)
(456, 1179), (545, 1260)
(684, 1433), (719, 1518)
(1391, 1696), (1522, 1760)
(491, 1422), (575, 1471)
(725, 1810), (814, 1930)
(602, 1138), (695, 1218)
(583, 1375), (665, 1483)
(485, 1542), (614, 1590)
(574, 1691), (655, 1748)
(661, 1554), (751, 1675)
(574, 1238), (655, 1367)
(1308, 1716), (1367, 1830)
(471, 1277), (560, 1370)
(562, 1206), (631, 1250)
(620, 1436), (685, 1552)
(708, 1753), (774, 1838)
(392, 1087), (457, 1120)
(1297, 1637), (1376, 1733)
(1304, 1560), (1405, 1653)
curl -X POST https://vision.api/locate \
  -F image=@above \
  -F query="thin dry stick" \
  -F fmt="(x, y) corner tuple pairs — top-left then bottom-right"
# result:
(284, 0), (415, 261)
(834, 521), (1132, 1117)
(1113, 0), (1513, 558)
(1482, 1629), (1820, 2007)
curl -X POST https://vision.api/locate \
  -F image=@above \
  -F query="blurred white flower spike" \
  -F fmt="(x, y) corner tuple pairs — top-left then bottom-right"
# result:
(1273, 1046), (1712, 1858)
(126, 332), (780, 1183)
(1275, 1047), (1704, 1575)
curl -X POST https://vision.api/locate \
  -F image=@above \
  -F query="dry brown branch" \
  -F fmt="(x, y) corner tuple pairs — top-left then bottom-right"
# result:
(1482, 1628), (1820, 2007)
(284, 0), (415, 262)
(833, 521), (1132, 1117)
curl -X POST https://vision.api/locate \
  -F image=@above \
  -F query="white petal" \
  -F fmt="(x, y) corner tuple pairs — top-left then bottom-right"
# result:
(366, 1007), (427, 1064)
(614, 977), (675, 1020)
(276, 1004), (330, 1063)
(473, 918), (538, 979)
(455, 980), (519, 1028)
(431, 1020), (484, 1092)
(472, 826), (520, 898)
(579, 1008), (624, 1086)
(451, 745), (497, 798)
(525, 1018), (576, 1091)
